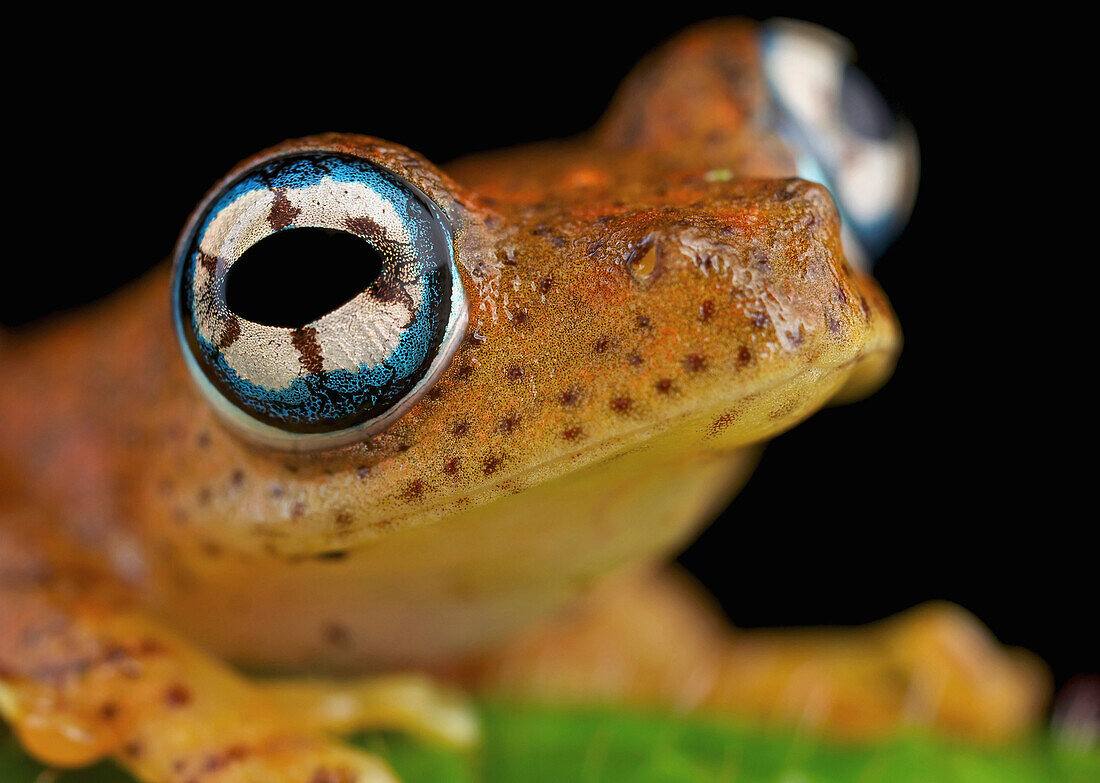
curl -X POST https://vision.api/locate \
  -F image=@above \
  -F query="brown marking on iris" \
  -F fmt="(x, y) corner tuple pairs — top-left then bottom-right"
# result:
(316, 550), (347, 561)
(427, 386), (443, 401)
(456, 364), (475, 381)
(444, 457), (460, 475)
(594, 336), (611, 353)
(559, 388), (581, 407)
(323, 623), (351, 648)
(540, 274), (554, 294)
(499, 414), (520, 433)
(505, 364), (524, 381)
(356, 465), (370, 479)
(229, 469), (245, 488)
(786, 327), (804, 347)
(627, 353), (643, 367)
(219, 314), (241, 350)
(267, 189), (301, 231)
(291, 327), (324, 374)
(200, 540), (222, 558)
(699, 300), (714, 322)
(291, 502), (306, 518)
(562, 426), (584, 441)
(452, 421), (470, 437)
(636, 314), (651, 328)
(483, 456), (502, 475)
(655, 378), (674, 394)
(403, 479), (425, 500)
(736, 346), (753, 367)
(98, 702), (119, 721)
(197, 487), (212, 506)
(859, 294), (872, 319)
(749, 311), (769, 329)
(198, 252), (217, 273)
(610, 396), (633, 413)
(334, 511), (352, 528)
(197, 431), (211, 449)
(164, 684), (192, 708)
(512, 309), (529, 326)
(684, 354), (707, 373)
(122, 742), (143, 759)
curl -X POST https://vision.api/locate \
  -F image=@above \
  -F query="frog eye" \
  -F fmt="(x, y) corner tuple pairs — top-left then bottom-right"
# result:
(172, 151), (467, 451)
(760, 19), (919, 264)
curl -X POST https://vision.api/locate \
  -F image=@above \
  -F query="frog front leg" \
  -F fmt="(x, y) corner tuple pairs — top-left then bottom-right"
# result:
(0, 514), (401, 783)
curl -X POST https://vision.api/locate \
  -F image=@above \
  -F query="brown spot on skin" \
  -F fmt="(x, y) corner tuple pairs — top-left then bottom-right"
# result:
(427, 387), (443, 401)
(562, 426), (584, 441)
(749, 311), (769, 330)
(786, 327), (804, 347)
(356, 465), (370, 479)
(656, 378), (674, 394)
(499, 415), (520, 433)
(456, 364), (475, 381)
(165, 684), (192, 708)
(513, 310), (528, 326)
(559, 389), (580, 406)
(708, 412), (736, 437)
(122, 741), (143, 759)
(316, 550), (347, 561)
(636, 314), (651, 328)
(291, 502), (306, 518)
(483, 456), (502, 475)
(323, 623), (351, 648)
(699, 300), (714, 322)
(736, 346), (752, 366)
(684, 354), (707, 373)
(219, 315), (241, 350)
(860, 294), (872, 319)
(540, 274), (554, 294)
(505, 365), (524, 381)
(197, 487), (212, 505)
(267, 189), (301, 230)
(291, 327), (324, 374)
(310, 767), (358, 783)
(200, 540), (222, 558)
(197, 431), (211, 449)
(444, 458), (460, 475)
(334, 511), (352, 528)
(452, 421), (469, 437)
(98, 702), (119, 721)
(627, 353), (643, 366)
(269, 484), (285, 497)
(404, 479), (424, 500)
(610, 396), (633, 413)
(229, 469), (245, 488)
(595, 336), (611, 353)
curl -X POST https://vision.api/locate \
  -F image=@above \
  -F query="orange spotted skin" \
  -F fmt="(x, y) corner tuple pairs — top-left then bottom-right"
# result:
(1, 21), (898, 672)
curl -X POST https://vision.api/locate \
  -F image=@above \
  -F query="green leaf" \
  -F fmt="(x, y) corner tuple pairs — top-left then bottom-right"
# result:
(4, 702), (1098, 782)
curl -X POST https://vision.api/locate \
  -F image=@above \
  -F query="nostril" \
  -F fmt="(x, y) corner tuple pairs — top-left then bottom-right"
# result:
(224, 228), (383, 328)
(627, 241), (659, 282)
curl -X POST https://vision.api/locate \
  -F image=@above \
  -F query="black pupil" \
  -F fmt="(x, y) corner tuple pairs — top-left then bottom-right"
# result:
(224, 228), (383, 328)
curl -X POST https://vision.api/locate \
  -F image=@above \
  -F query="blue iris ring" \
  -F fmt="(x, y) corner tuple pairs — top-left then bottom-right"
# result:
(172, 151), (466, 449)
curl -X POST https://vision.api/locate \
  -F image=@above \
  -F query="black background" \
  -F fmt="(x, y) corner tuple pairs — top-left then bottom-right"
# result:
(7, 8), (1089, 695)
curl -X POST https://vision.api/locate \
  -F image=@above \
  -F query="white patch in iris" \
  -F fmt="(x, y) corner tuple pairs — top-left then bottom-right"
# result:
(191, 176), (422, 392)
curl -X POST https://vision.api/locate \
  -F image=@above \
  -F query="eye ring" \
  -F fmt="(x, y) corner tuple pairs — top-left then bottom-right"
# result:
(171, 148), (467, 451)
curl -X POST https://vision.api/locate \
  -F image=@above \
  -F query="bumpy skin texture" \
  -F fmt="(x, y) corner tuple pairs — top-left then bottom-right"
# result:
(0, 19), (1045, 782)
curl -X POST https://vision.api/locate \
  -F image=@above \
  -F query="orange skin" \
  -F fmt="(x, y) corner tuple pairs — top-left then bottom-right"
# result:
(0, 20), (1046, 782)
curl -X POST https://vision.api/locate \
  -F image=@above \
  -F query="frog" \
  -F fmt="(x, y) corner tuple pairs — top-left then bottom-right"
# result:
(0, 18), (1049, 783)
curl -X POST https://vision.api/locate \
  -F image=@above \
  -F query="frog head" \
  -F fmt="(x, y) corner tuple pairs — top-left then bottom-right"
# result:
(155, 21), (900, 564)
